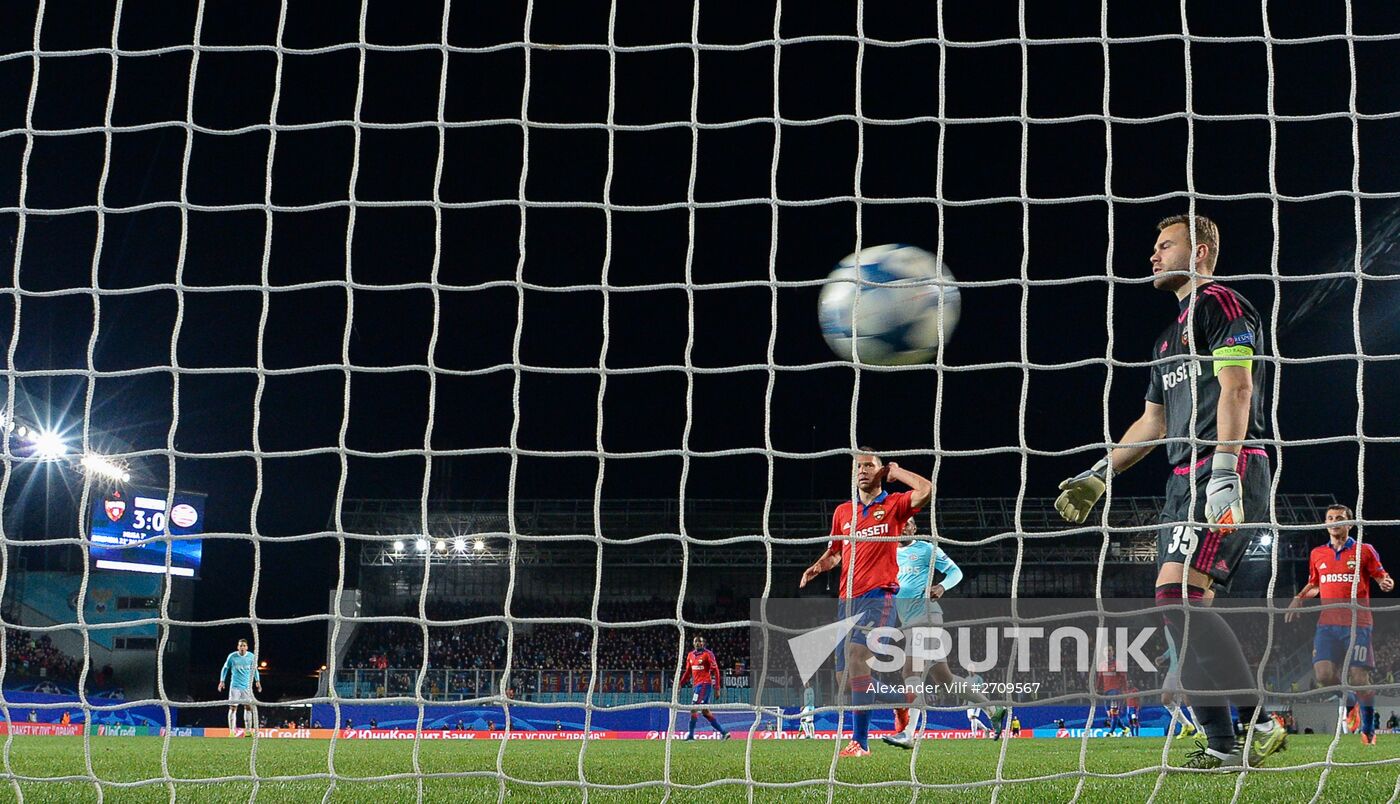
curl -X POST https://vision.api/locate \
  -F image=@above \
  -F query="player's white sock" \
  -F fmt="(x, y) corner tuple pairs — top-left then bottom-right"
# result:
(902, 710), (922, 739)
(227, 709), (236, 731)
(1183, 706), (1197, 727)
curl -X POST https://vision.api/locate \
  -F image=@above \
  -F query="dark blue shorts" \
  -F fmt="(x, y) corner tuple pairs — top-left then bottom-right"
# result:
(834, 588), (898, 672)
(690, 683), (713, 706)
(1313, 625), (1374, 669)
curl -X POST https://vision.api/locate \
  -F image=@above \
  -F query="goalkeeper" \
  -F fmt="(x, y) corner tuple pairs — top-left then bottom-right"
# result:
(1052, 215), (1284, 770)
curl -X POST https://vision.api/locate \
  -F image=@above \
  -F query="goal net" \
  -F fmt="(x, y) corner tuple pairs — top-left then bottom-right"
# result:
(4, 0), (1400, 800)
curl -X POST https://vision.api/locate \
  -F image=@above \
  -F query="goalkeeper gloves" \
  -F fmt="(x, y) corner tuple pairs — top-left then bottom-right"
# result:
(1054, 457), (1111, 524)
(1204, 452), (1243, 533)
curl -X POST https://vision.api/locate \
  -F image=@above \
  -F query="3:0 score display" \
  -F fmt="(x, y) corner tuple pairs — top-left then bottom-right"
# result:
(89, 487), (207, 577)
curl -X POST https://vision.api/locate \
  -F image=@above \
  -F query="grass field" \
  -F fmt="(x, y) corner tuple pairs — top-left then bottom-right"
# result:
(0, 734), (1394, 802)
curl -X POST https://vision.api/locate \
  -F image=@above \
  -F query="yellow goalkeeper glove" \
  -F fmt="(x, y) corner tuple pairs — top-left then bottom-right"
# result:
(1054, 457), (1110, 524)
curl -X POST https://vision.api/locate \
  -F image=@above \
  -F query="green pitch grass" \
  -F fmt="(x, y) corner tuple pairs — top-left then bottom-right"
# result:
(0, 734), (1395, 803)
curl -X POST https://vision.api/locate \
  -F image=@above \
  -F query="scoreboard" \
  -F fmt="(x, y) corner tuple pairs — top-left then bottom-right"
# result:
(89, 487), (207, 577)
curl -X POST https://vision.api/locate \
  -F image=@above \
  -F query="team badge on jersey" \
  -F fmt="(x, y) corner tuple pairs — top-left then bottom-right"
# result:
(873, 509), (886, 520)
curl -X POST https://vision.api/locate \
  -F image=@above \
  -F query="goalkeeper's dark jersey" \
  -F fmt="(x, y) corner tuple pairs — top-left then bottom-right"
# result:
(1145, 282), (1267, 466)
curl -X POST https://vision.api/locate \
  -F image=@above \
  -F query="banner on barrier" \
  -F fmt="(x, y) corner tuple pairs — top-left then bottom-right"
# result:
(0, 723), (85, 737)
(5, 724), (1163, 740)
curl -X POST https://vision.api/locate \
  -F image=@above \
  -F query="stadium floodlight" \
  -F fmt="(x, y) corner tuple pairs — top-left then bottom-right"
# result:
(1260, 533), (1274, 547)
(80, 454), (131, 483)
(392, 540), (405, 553)
(453, 537), (465, 552)
(435, 539), (447, 552)
(473, 538), (485, 552)
(415, 539), (428, 553)
(32, 430), (67, 459)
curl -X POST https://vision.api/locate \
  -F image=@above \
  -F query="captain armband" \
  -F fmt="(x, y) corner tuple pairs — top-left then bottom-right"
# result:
(1210, 344), (1253, 375)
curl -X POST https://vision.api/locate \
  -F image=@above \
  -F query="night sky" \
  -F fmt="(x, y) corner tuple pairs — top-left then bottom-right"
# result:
(3, 0), (1400, 694)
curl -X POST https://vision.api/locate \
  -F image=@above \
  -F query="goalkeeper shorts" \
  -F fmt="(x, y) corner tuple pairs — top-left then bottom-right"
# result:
(1156, 448), (1271, 587)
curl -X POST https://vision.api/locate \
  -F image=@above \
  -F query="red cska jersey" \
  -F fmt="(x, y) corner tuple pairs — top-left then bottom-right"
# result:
(680, 649), (721, 687)
(828, 490), (919, 598)
(1308, 538), (1388, 627)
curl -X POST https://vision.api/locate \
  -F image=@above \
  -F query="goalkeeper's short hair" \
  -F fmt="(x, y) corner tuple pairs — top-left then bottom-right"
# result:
(1156, 213), (1221, 271)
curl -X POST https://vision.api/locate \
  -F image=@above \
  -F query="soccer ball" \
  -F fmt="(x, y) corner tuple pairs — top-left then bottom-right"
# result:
(817, 244), (961, 365)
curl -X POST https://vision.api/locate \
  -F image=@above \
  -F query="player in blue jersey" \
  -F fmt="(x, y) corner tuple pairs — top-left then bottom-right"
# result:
(799, 684), (816, 738)
(881, 519), (993, 749)
(218, 638), (261, 734)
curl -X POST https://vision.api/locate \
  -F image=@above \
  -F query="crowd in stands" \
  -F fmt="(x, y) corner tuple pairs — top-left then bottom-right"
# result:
(5, 630), (82, 682)
(5, 630), (82, 684)
(3, 629), (121, 691)
(341, 597), (749, 697)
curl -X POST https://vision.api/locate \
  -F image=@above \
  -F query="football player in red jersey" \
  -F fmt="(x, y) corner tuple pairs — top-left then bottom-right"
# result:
(1286, 504), (1394, 745)
(679, 636), (728, 740)
(801, 449), (931, 757)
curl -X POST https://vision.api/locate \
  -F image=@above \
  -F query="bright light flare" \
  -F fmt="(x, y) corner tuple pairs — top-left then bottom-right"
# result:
(32, 430), (67, 459)
(80, 454), (131, 482)
(415, 539), (429, 553)
(473, 539), (485, 552)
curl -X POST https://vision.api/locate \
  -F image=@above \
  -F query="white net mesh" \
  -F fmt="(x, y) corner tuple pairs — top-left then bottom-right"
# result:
(3, 0), (1400, 800)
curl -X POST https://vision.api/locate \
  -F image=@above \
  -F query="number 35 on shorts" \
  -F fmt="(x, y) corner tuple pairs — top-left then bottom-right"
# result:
(1166, 525), (1199, 558)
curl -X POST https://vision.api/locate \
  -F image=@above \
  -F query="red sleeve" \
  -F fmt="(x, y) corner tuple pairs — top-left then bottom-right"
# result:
(887, 490), (920, 522)
(709, 652), (722, 687)
(1366, 544), (1387, 580)
(828, 506), (843, 552)
(678, 656), (691, 687)
(1307, 552), (1320, 587)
